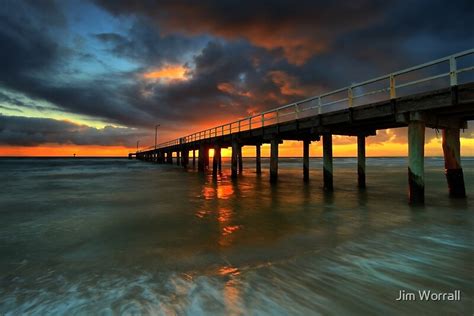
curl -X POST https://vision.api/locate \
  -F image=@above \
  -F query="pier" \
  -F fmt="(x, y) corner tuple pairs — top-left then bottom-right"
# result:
(130, 49), (474, 204)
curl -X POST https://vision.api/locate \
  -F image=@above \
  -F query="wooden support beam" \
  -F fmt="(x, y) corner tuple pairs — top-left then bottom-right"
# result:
(231, 141), (238, 178)
(357, 135), (366, 188)
(176, 151), (181, 166)
(167, 152), (172, 164)
(192, 150), (196, 168)
(303, 139), (310, 182)
(256, 144), (262, 174)
(270, 138), (279, 183)
(408, 120), (425, 204)
(323, 134), (333, 190)
(213, 145), (221, 177)
(442, 128), (466, 198)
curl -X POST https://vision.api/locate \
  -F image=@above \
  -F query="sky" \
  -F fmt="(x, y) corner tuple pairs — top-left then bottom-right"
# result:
(0, 0), (473, 157)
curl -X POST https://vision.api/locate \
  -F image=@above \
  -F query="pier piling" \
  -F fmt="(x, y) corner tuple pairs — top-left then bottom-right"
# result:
(213, 145), (221, 177)
(256, 144), (262, 175)
(357, 135), (366, 188)
(232, 141), (239, 178)
(408, 118), (425, 204)
(270, 138), (279, 183)
(303, 139), (310, 182)
(198, 145), (206, 171)
(323, 134), (333, 190)
(442, 128), (466, 198)
(238, 144), (243, 174)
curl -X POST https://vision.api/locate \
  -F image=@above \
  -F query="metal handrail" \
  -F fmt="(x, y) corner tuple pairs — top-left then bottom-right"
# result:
(138, 48), (474, 153)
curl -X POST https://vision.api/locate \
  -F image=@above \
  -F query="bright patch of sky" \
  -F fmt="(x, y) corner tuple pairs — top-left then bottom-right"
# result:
(0, 88), (118, 129)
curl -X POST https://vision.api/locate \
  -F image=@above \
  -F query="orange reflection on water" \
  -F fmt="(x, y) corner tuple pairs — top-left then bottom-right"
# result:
(218, 208), (242, 247)
(201, 183), (234, 200)
(218, 266), (240, 276)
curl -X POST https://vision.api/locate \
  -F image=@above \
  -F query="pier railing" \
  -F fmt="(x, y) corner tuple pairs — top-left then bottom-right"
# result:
(139, 49), (474, 152)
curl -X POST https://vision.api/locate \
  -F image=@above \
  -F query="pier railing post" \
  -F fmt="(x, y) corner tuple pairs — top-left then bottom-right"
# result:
(303, 139), (310, 182)
(270, 137), (279, 183)
(357, 135), (366, 188)
(256, 144), (262, 175)
(231, 140), (239, 179)
(442, 128), (466, 198)
(408, 115), (425, 204)
(323, 134), (333, 190)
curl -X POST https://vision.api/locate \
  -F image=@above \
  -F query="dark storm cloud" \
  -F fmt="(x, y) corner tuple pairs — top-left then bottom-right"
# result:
(90, 0), (474, 128)
(94, 0), (473, 66)
(94, 18), (206, 66)
(94, 0), (388, 65)
(0, 115), (146, 146)
(0, 0), (472, 144)
(0, 1), (156, 127)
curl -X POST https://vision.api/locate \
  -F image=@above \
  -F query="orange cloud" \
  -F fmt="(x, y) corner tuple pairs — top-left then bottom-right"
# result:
(142, 64), (188, 81)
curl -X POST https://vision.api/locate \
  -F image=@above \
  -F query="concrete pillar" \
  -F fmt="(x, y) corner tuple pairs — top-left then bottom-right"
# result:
(357, 135), (366, 188)
(213, 145), (221, 177)
(270, 138), (279, 183)
(408, 120), (425, 204)
(238, 144), (243, 174)
(231, 141), (239, 178)
(323, 134), (333, 191)
(192, 150), (196, 168)
(256, 144), (262, 174)
(442, 128), (466, 198)
(303, 139), (310, 182)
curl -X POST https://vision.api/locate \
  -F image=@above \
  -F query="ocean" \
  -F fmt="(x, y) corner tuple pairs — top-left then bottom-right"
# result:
(0, 157), (472, 315)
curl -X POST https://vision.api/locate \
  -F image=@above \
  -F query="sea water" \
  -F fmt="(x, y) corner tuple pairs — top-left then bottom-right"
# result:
(0, 157), (472, 315)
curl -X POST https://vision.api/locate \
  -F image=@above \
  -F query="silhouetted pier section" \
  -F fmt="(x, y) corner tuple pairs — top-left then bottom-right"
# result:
(130, 49), (474, 204)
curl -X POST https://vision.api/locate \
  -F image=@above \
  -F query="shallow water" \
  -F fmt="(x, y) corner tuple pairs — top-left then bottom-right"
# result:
(0, 157), (472, 315)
